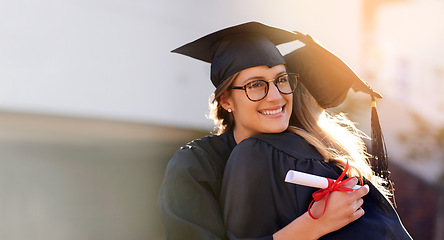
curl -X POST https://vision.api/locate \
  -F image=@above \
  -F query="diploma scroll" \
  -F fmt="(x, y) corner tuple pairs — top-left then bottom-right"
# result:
(285, 170), (361, 190)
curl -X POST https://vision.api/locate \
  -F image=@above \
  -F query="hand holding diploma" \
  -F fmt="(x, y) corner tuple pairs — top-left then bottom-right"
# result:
(284, 160), (366, 219)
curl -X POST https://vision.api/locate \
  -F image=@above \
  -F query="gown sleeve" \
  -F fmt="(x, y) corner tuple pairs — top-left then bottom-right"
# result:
(158, 134), (235, 240)
(220, 132), (412, 240)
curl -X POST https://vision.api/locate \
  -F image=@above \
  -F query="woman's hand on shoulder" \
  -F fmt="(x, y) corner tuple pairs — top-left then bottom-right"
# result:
(312, 177), (370, 235)
(273, 177), (369, 240)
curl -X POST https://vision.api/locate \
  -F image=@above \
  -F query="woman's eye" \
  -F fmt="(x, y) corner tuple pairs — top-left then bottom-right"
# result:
(247, 81), (266, 90)
(277, 75), (289, 83)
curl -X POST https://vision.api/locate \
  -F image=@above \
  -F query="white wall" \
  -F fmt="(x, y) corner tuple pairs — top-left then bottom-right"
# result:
(374, 0), (444, 124)
(0, 0), (362, 129)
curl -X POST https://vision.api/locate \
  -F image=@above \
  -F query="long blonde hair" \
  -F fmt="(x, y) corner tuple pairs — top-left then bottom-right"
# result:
(209, 72), (390, 197)
(288, 83), (390, 197)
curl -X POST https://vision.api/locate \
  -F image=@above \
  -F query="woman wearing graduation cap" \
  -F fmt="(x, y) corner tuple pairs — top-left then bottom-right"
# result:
(158, 22), (411, 239)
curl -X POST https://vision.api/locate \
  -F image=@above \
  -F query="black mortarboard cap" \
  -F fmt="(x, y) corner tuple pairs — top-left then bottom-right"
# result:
(172, 22), (299, 87)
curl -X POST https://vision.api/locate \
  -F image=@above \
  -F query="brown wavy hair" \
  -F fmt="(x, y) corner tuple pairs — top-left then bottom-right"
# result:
(208, 72), (239, 134)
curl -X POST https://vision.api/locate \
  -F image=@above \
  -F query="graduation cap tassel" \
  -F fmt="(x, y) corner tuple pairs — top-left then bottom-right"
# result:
(370, 95), (395, 201)
(370, 96), (386, 176)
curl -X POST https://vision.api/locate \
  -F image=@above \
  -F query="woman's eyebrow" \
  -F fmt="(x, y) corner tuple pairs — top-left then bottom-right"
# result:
(240, 76), (265, 84)
(275, 71), (287, 77)
(240, 71), (288, 84)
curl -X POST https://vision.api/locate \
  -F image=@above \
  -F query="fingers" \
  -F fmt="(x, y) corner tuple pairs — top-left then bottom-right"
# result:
(351, 198), (364, 212)
(349, 188), (367, 222)
(342, 178), (369, 198)
(351, 207), (365, 222)
(342, 177), (358, 188)
(355, 184), (370, 198)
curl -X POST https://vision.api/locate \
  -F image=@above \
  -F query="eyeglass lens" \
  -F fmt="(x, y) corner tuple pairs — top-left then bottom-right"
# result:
(245, 74), (297, 101)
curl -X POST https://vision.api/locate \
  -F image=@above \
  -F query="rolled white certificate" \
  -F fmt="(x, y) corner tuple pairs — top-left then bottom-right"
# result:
(285, 170), (361, 190)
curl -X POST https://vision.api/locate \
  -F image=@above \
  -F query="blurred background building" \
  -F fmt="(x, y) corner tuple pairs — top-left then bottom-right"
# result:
(0, 0), (443, 239)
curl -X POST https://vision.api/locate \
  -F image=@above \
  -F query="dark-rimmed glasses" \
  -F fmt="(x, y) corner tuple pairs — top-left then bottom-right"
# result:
(229, 73), (299, 102)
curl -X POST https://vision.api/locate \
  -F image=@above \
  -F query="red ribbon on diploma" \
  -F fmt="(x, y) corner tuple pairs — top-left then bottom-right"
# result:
(308, 160), (362, 220)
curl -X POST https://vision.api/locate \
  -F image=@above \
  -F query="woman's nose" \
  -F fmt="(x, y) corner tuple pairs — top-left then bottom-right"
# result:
(265, 82), (282, 101)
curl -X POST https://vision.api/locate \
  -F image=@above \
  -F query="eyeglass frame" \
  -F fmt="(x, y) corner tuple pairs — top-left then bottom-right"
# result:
(228, 73), (299, 102)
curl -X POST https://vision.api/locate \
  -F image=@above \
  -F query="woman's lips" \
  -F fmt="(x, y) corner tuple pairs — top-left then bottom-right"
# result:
(258, 105), (284, 115)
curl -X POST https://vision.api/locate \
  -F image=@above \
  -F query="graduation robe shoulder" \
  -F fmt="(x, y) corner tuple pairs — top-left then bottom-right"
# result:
(220, 131), (411, 240)
(158, 132), (236, 240)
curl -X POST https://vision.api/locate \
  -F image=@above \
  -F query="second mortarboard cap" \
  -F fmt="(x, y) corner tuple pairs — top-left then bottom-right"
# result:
(172, 22), (299, 87)
(284, 32), (382, 109)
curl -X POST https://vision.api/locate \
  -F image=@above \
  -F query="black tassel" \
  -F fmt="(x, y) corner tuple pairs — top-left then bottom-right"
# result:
(370, 95), (395, 203)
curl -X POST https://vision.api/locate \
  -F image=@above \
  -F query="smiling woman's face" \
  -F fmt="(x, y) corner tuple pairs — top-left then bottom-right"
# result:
(222, 64), (293, 143)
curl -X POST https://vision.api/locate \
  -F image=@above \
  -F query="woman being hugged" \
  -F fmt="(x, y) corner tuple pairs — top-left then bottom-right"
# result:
(158, 22), (411, 240)
(217, 25), (411, 239)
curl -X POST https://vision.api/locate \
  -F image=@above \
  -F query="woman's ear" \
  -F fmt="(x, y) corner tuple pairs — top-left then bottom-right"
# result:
(220, 92), (233, 112)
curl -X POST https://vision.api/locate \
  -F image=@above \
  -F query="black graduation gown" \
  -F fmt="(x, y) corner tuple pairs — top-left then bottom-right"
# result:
(220, 132), (412, 240)
(158, 132), (237, 240)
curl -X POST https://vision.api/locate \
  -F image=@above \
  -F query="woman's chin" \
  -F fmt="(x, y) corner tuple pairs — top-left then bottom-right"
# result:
(265, 124), (289, 134)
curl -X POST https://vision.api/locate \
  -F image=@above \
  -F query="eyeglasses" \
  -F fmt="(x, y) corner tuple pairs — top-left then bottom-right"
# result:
(229, 73), (299, 102)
